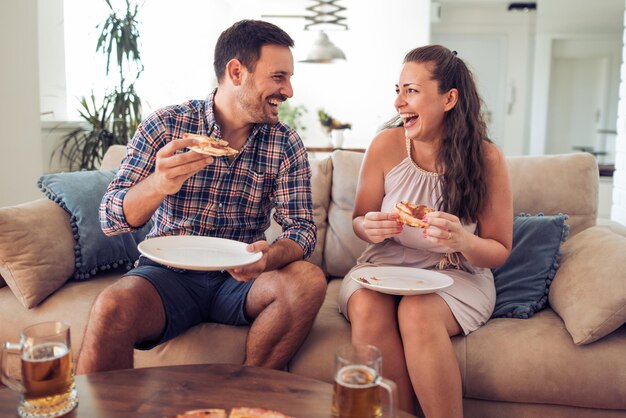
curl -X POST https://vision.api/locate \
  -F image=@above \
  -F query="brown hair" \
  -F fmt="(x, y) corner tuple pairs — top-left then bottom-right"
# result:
(403, 45), (491, 224)
(214, 20), (294, 83)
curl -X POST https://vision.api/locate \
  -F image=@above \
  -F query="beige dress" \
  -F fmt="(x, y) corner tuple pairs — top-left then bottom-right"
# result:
(338, 155), (495, 335)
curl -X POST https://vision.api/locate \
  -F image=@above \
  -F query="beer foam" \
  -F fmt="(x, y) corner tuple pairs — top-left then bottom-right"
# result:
(335, 365), (378, 389)
(22, 342), (69, 362)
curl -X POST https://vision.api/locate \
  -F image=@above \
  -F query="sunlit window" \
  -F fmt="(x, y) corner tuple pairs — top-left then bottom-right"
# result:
(62, 0), (249, 120)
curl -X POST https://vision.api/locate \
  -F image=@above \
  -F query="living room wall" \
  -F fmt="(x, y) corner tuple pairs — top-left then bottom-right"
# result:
(0, 0), (43, 207)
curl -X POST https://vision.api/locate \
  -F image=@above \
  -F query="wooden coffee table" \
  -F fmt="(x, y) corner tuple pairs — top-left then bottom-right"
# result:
(0, 364), (417, 417)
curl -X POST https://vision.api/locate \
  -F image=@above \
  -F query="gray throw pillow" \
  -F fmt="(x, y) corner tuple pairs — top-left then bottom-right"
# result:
(38, 170), (153, 280)
(491, 213), (569, 319)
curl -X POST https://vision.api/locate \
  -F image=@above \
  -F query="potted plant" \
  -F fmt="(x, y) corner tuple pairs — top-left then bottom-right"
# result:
(54, 0), (143, 171)
(318, 108), (351, 148)
(278, 102), (308, 134)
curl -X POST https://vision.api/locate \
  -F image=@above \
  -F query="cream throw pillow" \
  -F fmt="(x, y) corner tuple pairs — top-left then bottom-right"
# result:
(549, 226), (626, 345)
(0, 199), (75, 308)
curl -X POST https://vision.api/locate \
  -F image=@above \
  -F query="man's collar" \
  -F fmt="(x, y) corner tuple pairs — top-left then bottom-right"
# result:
(205, 88), (266, 141)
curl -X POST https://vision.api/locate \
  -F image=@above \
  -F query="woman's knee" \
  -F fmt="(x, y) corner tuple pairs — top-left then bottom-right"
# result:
(397, 296), (446, 338)
(348, 291), (398, 338)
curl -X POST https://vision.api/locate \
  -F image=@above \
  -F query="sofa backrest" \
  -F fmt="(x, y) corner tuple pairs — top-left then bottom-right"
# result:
(101, 146), (600, 278)
(322, 150), (599, 278)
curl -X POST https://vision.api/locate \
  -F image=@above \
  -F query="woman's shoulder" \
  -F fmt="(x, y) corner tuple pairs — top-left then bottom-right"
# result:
(367, 127), (406, 160)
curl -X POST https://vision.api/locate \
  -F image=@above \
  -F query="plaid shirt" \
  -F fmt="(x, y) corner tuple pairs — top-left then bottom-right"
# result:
(100, 90), (317, 259)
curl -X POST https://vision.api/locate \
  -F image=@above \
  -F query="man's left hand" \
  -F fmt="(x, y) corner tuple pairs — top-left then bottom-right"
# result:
(228, 240), (270, 281)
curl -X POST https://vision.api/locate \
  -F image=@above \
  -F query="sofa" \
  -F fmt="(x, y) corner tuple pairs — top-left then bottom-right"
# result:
(1, 146), (625, 418)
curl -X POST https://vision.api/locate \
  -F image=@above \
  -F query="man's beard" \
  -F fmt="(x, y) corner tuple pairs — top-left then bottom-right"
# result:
(237, 77), (285, 125)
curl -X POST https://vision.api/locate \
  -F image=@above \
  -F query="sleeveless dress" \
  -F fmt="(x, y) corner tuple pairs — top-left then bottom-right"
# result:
(338, 155), (495, 335)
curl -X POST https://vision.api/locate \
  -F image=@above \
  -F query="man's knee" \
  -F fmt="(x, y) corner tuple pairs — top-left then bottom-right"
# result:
(279, 261), (326, 312)
(88, 277), (158, 338)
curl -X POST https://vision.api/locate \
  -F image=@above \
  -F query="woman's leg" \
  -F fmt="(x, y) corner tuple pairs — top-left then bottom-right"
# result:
(348, 289), (415, 412)
(398, 294), (463, 418)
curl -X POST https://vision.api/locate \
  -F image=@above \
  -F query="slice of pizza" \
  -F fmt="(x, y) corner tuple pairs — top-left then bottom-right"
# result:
(394, 201), (434, 228)
(173, 409), (228, 418)
(184, 133), (239, 157)
(229, 407), (293, 418)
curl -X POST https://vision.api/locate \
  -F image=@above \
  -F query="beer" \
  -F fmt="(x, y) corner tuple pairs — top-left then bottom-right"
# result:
(21, 342), (76, 412)
(331, 364), (382, 418)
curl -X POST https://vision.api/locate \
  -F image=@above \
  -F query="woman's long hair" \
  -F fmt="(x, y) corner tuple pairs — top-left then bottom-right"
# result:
(402, 45), (490, 224)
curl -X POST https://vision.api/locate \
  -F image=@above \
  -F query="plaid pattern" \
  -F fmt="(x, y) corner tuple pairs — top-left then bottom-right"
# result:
(100, 90), (316, 258)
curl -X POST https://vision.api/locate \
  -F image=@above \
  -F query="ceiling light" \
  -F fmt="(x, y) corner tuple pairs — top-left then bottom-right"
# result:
(263, 0), (348, 64)
(507, 2), (537, 12)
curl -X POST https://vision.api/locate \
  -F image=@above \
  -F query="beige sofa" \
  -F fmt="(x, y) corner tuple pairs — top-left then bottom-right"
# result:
(1, 146), (625, 418)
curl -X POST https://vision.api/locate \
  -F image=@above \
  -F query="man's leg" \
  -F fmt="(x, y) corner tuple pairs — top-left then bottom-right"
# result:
(243, 260), (327, 369)
(76, 276), (165, 374)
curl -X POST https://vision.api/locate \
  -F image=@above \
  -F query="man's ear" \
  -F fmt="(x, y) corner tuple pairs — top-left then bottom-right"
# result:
(225, 59), (244, 86)
(444, 88), (458, 112)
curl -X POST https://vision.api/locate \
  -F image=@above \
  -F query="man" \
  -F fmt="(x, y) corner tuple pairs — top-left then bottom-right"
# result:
(76, 20), (327, 374)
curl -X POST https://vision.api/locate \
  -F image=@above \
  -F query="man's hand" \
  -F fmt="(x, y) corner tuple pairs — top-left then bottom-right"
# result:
(228, 241), (270, 282)
(151, 137), (213, 196)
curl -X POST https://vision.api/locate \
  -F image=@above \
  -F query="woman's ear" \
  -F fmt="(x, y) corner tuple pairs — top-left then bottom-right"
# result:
(444, 88), (458, 112)
(225, 59), (244, 86)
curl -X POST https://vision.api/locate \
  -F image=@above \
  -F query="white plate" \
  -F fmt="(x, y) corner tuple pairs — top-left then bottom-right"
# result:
(350, 266), (453, 296)
(137, 236), (262, 271)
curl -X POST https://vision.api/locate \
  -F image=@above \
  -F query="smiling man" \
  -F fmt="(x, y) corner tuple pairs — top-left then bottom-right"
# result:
(77, 20), (326, 374)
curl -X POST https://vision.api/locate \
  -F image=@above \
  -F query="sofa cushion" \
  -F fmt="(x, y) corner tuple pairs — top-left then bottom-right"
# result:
(462, 309), (626, 410)
(264, 157), (332, 268)
(505, 153), (597, 237)
(549, 226), (626, 345)
(37, 170), (152, 280)
(491, 213), (569, 319)
(0, 199), (75, 308)
(0, 274), (119, 360)
(325, 151), (367, 277)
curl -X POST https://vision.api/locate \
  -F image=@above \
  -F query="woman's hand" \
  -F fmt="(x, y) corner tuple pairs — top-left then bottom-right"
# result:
(423, 212), (469, 252)
(360, 212), (403, 244)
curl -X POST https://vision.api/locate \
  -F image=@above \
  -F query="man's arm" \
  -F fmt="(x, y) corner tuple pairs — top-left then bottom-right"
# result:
(229, 134), (316, 281)
(122, 138), (213, 227)
(100, 117), (212, 235)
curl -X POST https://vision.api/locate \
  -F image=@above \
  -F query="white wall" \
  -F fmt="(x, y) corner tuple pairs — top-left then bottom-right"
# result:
(262, 0), (431, 148)
(612, 0), (626, 224)
(0, 0), (43, 206)
(431, 3), (534, 156)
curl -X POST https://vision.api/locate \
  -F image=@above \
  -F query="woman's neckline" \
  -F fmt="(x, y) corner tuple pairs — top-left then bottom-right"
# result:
(405, 137), (441, 177)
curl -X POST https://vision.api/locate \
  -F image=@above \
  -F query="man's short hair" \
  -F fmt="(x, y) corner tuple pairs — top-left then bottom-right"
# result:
(214, 20), (294, 82)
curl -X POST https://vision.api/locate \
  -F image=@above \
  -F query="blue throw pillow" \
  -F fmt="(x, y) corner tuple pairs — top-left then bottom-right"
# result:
(37, 170), (153, 280)
(491, 213), (569, 319)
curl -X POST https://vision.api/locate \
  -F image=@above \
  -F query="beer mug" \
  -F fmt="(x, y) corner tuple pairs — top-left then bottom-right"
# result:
(1, 321), (78, 418)
(331, 343), (398, 418)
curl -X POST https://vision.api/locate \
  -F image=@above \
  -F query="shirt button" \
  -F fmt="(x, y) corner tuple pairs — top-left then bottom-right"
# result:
(218, 203), (223, 208)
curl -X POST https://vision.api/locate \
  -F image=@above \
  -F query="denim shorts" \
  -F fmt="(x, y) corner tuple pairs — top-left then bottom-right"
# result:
(125, 256), (255, 350)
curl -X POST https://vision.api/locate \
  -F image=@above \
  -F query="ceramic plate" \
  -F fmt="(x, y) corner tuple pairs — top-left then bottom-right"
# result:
(137, 236), (262, 271)
(350, 266), (453, 295)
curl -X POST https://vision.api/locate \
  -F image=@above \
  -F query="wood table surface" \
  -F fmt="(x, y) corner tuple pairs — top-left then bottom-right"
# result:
(0, 364), (416, 417)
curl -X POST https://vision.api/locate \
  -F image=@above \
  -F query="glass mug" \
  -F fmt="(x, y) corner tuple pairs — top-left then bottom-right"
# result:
(331, 343), (398, 418)
(1, 321), (78, 418)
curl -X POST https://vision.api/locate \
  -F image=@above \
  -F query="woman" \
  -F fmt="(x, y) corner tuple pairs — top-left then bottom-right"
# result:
(338, 45), (513, 417)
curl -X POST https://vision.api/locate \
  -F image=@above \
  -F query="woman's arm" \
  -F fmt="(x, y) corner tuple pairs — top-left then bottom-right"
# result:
(427, 142), (513, 268)
(352, 130), (405, 244)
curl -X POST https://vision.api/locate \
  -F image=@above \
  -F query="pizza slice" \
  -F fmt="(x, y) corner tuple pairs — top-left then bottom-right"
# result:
(229, 407), (293, 418)
(394, 201), (435, 228)
(184, 133), (239, 157)
(173, 409), (228, 418)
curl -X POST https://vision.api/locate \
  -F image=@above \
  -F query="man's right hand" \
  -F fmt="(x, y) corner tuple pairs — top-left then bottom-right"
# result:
(151, 137), (213, 196)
